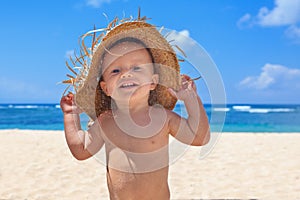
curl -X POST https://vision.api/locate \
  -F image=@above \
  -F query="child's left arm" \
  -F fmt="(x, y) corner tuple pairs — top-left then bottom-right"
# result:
(168, 75), (210, 146)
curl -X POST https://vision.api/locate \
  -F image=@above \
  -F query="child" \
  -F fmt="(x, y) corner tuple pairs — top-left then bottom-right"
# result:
(60, 13), (210, 200)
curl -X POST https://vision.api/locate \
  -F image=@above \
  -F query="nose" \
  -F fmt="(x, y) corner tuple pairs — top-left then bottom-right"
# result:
(121, 70), (133, 78)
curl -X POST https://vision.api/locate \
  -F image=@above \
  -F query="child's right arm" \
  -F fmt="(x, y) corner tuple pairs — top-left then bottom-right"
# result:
(167, 75), (210, 146)
(60, 93), (104, 160)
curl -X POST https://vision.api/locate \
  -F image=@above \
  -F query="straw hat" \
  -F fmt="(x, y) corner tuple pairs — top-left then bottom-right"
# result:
(63, 13), (181, 120)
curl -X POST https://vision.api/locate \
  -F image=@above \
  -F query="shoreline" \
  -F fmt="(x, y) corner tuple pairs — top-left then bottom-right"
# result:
(0, 130), (299, 199)
(1, 128), (300, 133)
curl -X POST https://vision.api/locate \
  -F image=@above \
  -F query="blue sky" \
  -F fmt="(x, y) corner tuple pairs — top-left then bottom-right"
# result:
(0, 0), (300, 104)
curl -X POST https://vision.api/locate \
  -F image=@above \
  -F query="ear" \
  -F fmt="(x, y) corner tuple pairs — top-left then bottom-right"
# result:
(150, 74), (159, 90)
(100, 81), (110, 96)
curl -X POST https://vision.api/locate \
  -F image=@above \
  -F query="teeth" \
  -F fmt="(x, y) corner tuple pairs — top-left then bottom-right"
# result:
(121, 83), (135, 87)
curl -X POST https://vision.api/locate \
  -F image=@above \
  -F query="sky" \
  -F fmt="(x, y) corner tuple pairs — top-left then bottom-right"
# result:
(0, 0), (300, 104)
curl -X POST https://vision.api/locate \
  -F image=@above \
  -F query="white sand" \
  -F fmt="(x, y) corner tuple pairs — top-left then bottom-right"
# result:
(0, 130), (299, 199)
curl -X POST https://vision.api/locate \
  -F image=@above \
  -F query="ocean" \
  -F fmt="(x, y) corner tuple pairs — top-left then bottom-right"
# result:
(0, 103), (299, 132)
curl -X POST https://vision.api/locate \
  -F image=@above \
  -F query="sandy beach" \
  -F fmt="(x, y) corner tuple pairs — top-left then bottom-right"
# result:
(0, 130), (299, 200)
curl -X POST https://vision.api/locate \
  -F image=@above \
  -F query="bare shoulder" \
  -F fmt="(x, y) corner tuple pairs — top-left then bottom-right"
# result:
(87, 111), (114, 136)
(98, 110), (114, 123)
(165, 108), (182, 121)
(149, 105), (182, 133)
(163, 108), (184, 136)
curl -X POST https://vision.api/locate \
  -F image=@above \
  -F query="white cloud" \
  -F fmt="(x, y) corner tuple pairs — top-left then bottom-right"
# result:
(239, 63), (300, 90)
(237, 13), (252, 28)
(167, 29), (190, 43)
(257, 0), (300, 26)
(238, 0), (300, 40)
(239, 0), (300, 27)
(65, 50), (75, 59)
(86, 0), (111, 8)
(165, 29), (197, 56)
(285, 25), (300, 41)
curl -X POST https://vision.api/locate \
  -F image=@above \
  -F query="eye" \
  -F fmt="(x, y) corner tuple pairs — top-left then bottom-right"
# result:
(132, 66), (141, 71)
(111, 68), (120, 74)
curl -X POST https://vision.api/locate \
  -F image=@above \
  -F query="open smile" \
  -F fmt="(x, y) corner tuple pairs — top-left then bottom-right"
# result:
(119, 82), (139, 88)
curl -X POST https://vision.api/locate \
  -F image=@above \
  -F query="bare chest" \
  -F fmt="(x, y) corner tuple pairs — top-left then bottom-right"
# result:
(102, 116), (170, 152)
(101, 120), (170, 173)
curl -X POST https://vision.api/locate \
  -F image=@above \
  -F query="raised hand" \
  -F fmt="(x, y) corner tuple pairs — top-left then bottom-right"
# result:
(168, 74), (197, 101)
(60, 93), (83, 114)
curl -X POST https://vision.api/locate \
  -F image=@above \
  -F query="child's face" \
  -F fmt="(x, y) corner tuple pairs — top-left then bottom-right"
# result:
(100, 41), (158, 102)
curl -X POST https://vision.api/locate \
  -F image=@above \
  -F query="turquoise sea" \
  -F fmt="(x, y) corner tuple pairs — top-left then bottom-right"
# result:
(0, 103), (300, 132)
